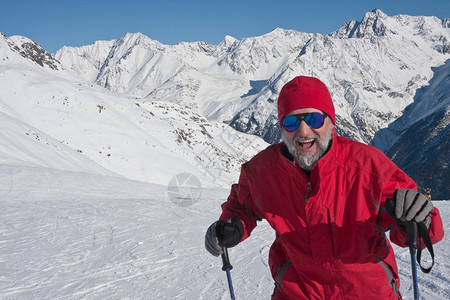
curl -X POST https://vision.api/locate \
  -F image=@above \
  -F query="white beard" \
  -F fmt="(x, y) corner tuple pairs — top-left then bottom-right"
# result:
(281, 126), (333, 171)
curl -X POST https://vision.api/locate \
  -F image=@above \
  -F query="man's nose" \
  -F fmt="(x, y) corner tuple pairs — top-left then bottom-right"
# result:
(298, 120), (313, 136)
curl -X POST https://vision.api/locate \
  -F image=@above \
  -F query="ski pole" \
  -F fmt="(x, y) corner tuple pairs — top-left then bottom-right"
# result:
(221, 247), (236, 300)
(406, 222), (419, 300)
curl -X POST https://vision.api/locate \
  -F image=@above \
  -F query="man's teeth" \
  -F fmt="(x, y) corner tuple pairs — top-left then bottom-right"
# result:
(298, 139), (314, 144)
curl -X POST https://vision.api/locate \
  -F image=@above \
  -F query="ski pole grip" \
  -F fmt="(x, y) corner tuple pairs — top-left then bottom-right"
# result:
(406, 222), (418, 251)
(221, 247), (233, 271)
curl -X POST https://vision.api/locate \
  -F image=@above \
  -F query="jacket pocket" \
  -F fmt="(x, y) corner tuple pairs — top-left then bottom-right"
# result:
(272, 259), (292, 289)
(376, 256), (401, 298)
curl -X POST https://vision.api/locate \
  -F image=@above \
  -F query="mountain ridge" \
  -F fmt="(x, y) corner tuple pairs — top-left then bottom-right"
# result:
(54, 10), (449, 144)
(1, 9), (449, 197)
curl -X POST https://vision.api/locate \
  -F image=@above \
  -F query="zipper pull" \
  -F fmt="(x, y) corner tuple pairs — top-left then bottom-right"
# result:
(305, 182), (312, 204)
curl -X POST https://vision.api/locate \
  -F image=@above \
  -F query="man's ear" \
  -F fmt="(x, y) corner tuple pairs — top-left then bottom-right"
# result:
(328, 118), (335, 130)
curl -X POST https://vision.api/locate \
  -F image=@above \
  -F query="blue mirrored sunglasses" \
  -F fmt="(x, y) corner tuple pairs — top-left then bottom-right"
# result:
(282, 112), (327, 132)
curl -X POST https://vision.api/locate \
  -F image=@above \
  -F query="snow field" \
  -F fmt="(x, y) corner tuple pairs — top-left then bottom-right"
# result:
(0, 165), (449, 299)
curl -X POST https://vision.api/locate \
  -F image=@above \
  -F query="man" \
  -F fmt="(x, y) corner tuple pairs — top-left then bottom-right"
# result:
(205, 76), (444, 299)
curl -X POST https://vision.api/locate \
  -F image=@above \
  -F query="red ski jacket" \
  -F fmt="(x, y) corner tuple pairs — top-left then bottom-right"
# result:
(220, 131), (444, 299)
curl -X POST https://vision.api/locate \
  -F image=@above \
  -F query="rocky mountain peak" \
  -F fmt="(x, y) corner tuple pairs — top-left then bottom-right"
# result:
(219, 35), (238, 48)
(332, 8), (390, 38)
(5, 35), (60, 70)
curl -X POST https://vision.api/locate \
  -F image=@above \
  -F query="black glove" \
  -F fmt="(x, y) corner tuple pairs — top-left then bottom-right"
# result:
(385, 189), (433, 231)
(205, 217), (244, 257)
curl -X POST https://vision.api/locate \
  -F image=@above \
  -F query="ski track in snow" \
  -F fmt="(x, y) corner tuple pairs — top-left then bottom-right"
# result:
(0, 165), (448, 299)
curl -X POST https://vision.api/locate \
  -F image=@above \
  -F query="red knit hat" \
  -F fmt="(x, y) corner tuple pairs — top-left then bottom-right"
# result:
(277, 76), (335, 126)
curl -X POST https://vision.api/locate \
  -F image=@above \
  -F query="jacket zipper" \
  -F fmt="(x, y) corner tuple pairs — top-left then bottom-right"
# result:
(288, 160), (312, 204)
(305, 181), (312, 204)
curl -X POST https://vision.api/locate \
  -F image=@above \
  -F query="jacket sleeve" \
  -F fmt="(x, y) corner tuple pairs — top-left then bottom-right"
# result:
(219, 165), (260, 241)
(378, 167), (445, 248)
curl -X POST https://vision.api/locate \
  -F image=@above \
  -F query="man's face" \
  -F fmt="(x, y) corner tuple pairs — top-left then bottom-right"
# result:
(281, 108), (334, 170)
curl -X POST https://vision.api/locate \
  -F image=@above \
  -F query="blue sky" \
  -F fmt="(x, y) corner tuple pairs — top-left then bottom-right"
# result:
(1, 0), (449, 53)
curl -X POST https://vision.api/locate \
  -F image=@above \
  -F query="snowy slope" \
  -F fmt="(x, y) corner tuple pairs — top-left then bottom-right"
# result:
(0, 166), (448, 299)
(0, 111), (114, 175)
(373, 60), (450, 199)
(0, 34), (275, 298)
(0, 33), (268, 188)
(55, 39), (115, 82)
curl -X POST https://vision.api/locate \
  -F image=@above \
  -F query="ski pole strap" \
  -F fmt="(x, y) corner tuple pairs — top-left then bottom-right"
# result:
(416, 221), (434, 273)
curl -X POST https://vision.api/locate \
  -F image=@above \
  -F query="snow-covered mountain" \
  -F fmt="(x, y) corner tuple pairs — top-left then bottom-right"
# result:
(55, 9), (449, 144)
(1, 9), (449, 197)
(53, 9), (449, 198)
(373, 60), (450, 199)
(0, 33), (268, 188)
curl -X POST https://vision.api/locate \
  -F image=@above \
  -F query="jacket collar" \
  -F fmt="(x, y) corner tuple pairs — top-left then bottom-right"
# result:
(313, 130), (340, 177)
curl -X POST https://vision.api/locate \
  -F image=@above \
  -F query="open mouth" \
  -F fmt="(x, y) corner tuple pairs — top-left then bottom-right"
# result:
(297, 138), (315, 150)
